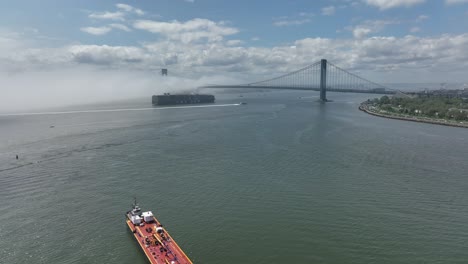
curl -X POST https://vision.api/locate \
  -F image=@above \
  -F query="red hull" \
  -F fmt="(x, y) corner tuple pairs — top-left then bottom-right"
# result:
(126, 215), (193, 264)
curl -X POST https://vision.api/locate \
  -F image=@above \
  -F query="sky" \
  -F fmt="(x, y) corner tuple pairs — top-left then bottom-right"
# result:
(1, 0), (468, 111)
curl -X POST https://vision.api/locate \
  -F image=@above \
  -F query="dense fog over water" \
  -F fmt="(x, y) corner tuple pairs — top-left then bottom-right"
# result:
(0, 66), (239, 113)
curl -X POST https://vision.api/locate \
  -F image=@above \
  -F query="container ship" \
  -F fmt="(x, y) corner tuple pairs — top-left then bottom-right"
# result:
(152, 93), (215, 106)
(126, 200), (193, 264)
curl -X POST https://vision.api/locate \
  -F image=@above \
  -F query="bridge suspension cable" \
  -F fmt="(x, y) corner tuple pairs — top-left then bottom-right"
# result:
(200, 59), (396, 101)
(246, 60), (389, 92)
(246, 61), (322, 88)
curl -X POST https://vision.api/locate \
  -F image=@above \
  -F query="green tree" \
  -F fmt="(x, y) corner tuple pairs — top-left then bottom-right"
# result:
(381, 105), (394, 112)
(380, 96), (390, 104)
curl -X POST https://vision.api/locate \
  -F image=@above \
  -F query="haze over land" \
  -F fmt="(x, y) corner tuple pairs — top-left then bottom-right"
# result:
(0, 0), (468, 112)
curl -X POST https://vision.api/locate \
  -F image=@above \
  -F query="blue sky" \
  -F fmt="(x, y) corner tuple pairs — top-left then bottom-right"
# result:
(2, 0), (467, 46)
(0, 0), (468, 111)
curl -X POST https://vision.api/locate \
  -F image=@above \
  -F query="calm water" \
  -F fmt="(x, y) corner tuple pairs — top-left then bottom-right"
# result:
(0, 91), (467, 264)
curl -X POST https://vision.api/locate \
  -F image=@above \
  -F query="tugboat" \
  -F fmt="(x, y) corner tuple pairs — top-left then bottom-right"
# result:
(126, 199), (193, 264)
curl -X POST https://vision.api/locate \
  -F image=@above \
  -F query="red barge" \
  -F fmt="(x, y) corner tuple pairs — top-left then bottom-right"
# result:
(126, 200), (193, 264)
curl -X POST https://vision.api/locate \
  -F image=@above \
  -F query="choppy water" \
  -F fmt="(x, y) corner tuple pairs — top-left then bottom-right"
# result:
(0, 91), (467, 264)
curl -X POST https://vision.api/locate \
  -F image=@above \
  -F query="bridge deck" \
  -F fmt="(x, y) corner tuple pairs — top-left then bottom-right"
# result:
(199, 85), (395, 95)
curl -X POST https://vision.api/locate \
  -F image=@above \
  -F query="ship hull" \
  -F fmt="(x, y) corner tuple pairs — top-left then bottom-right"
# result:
(152, 94), (215, 106)
(126, 214), (193, 264)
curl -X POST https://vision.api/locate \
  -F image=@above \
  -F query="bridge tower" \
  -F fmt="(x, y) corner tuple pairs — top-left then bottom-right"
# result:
(320, 59), (327, 101)
(198, 58), (390, 99)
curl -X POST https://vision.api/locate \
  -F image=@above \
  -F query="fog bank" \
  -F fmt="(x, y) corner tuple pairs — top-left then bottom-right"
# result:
(0, 66), (237, 113)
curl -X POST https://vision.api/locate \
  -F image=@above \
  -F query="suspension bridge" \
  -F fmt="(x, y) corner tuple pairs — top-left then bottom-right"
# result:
(200, 59), (396, 101)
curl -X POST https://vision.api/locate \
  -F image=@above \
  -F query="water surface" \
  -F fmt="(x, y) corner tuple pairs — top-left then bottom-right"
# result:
(0, 91), (467, 263)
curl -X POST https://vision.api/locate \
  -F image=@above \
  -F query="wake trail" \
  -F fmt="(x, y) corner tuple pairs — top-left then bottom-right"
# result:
(0, 103), (241, 117)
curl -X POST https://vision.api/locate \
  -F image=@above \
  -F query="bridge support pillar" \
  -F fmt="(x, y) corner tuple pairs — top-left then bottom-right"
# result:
(320, 59), (327, 101)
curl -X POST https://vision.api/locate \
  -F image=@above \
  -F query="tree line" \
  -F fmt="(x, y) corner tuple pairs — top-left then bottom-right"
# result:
(369, 96), (468, 121)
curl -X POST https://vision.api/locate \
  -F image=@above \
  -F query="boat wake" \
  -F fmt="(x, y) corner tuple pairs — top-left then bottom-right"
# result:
(0, 103), (241, 117)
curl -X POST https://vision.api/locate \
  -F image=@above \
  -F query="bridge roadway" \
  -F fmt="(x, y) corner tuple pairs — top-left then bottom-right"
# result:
(199, 85), (396, 95)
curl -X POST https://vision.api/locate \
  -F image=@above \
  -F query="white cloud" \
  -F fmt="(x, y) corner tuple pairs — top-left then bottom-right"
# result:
(69, 45), (147, 65)
(116, 3), (144, 15)
(87, 4), (144, 23)
(410, 26), (421, 33)
(135, 9), (145, 16)
(445, 0), (468, 4)
(80, 26), (112, 35)
(2, 27), (468, 111)
(299, 12), (315, 17)
(133, 18), (239, 43)
(5, 4), (468, 113)
(273, 12), (314, 26)
(364, 0), (426, 10)
(7, 32), (468, 78)
(226, 40), (243, 46)
(0, 32), (243, 112)
(109, 23), (131, 32)
(353, 27), (373, 38)
(115, 3), (132, 12)
(322, 6), (336, 16)
(89, 11), (125, 21)
(273, 19), (311, 26)
(350, 20), (399, 38)
(417, 15), (429, 21)
(81, 24), (131, 35)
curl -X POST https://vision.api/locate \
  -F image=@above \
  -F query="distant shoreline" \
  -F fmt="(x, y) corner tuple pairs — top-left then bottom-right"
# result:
(359, 103), (468, 129)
